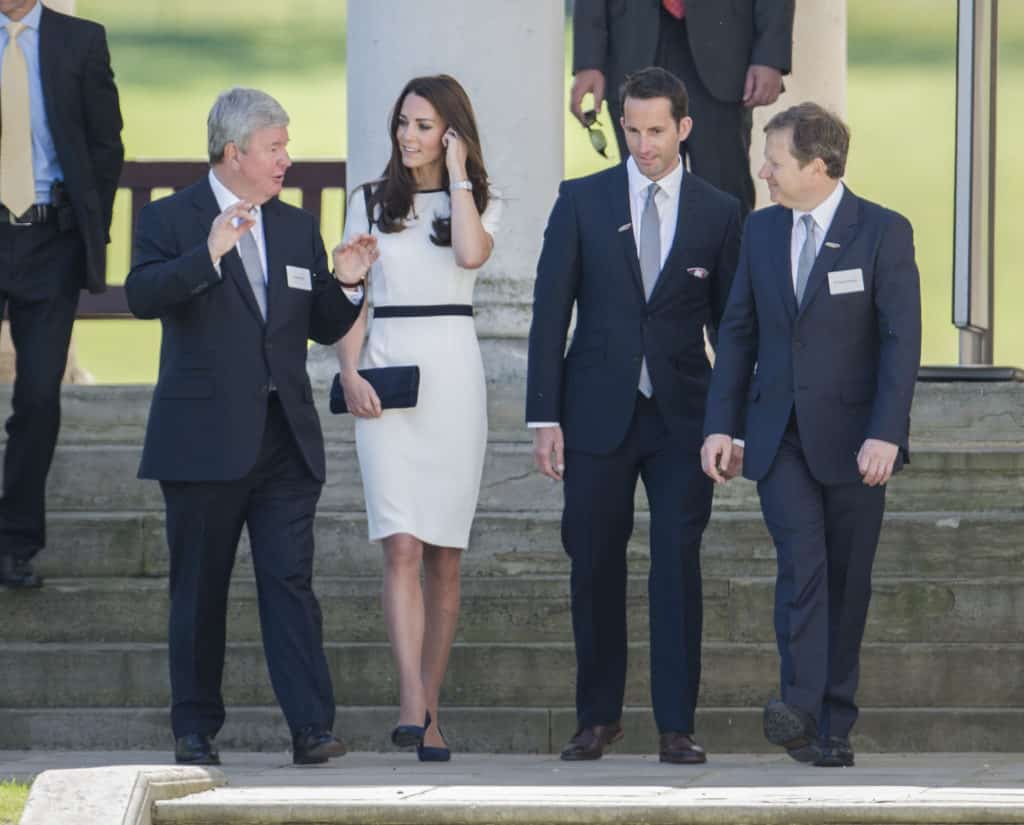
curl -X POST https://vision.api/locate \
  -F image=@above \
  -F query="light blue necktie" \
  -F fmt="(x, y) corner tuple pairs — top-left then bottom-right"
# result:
(638, 183), (660, 397)
(795, 213), (817, 306)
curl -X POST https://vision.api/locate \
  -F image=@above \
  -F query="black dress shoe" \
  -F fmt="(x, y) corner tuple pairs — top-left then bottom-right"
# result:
(814, 736), (855, 767)
(763, 700), (822, 763)
(292, 726), (347, 765)
(659, 732), (707, 764)
(560, 722), (624, 761)
(0, 554), (43, 589)
(174, 733), (220, 765)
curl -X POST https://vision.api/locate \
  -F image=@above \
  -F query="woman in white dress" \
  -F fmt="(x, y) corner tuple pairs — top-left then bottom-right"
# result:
(336, 75), (500, 761)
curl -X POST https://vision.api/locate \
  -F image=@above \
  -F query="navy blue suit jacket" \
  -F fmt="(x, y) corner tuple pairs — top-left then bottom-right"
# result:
(703, 186), (922, 484)
(125, 178), (361, 483)
(527, 164), (741, 455)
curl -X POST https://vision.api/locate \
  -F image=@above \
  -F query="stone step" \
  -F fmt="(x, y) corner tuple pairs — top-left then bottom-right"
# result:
(0, 641), (1019, 709)
(7, 377), (1024, 446)
(0, 705), (1020, 754)
(3, 574), (1022, 646)
(33, 510), (1024, 580)
(36, 443), (1024, 513)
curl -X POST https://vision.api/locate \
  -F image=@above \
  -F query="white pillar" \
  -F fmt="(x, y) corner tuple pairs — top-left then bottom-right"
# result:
(750, 0), (847, 208)
(309, 1), (564, 427)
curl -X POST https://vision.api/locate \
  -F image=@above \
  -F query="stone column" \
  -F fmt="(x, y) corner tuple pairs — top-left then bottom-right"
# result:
(309, 1), (564, 432)
(750, 0), (847, 207)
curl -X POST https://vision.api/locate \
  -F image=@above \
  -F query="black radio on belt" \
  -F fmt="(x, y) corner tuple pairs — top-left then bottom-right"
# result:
(51, 181), (77, 232)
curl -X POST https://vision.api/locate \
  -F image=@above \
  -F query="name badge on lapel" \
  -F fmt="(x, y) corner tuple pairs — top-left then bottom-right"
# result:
(827, 268), (864, 295)
(286, 265), (313, 291)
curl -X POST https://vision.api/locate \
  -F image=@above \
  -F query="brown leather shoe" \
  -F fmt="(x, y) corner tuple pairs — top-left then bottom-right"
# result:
(659, 732), (707, 764)
(560, 722), (624, 761)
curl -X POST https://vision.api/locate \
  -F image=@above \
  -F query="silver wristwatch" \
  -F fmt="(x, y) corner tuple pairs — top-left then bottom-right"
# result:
(450, 180), (473, 192)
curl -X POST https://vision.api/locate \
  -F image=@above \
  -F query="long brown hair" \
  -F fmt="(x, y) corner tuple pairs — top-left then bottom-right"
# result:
(367, 74), (490, 246)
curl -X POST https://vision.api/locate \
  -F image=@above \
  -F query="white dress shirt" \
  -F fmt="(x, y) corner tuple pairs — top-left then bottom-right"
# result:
(208, 169), (268, 277)
(626, 154), (684, 271)
(790, 181), (845, 292)
(528, 156), (685, 429)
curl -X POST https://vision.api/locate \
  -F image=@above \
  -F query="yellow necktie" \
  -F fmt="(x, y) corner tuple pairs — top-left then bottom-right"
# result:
(1, 22), (36, 218)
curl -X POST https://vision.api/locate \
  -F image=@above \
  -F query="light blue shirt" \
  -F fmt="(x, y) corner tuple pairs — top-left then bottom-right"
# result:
(0, 1), (63, 205)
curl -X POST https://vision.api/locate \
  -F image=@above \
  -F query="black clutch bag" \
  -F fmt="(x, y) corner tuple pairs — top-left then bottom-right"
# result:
(329, 366), (420, 414)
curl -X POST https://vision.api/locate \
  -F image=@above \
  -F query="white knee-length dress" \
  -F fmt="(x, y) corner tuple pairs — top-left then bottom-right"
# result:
(345, 188), (501, 548)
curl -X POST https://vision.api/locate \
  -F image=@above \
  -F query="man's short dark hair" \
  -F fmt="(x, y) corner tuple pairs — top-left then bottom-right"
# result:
(620, 67), (689, 121)
(764, 102), (850, 179)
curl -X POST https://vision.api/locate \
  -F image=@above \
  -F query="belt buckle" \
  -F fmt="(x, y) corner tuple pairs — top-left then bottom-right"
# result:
(7, 208), (33, 227)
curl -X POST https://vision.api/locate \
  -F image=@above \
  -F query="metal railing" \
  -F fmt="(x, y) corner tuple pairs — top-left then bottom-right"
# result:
(77, 159), (347, 318)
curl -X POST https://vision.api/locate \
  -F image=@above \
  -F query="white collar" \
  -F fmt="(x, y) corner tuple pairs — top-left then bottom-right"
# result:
(208, 168), (264, 221)
(626, 154), (684, 201)
(792, 180), (845, 232)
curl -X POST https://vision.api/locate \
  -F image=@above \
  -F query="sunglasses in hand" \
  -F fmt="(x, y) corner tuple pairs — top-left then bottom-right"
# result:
(581, 109), (608, 158)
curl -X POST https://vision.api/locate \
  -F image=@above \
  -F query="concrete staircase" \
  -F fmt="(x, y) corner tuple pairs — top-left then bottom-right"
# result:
(1, 380), (1022, 754)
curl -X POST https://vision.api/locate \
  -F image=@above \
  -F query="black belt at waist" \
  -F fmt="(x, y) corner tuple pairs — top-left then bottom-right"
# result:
(373, 304), (473, 318)
(0, 204), (56, 226)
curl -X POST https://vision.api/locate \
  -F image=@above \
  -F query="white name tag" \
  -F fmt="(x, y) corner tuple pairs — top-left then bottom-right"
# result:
(286, 265), (312, 291)
(828, 268), (864, 295)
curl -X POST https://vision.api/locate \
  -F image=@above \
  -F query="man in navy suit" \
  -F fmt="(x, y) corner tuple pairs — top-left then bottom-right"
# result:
(702, 102), (921, 768)
(126, 88), (377, 767)
(0, 0), (122, 588)
(528, 67), (741, 764)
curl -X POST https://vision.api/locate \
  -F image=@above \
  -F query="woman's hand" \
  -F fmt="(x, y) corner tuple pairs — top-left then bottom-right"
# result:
(340, 369), (382, 418)
(444, 127), (469, 181)
(332, 233), (379, 286)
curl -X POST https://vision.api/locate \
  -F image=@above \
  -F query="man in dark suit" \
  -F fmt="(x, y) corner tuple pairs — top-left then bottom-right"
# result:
(702, 103), (922, 768)
(571, 0), (793, 217)
(126, 88), (376, 766)
(528, 67), (741, 764)
(0, 0), (122, 588)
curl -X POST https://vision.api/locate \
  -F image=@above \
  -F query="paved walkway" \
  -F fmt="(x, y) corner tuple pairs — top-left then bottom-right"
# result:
(5, 752), (1024, 824)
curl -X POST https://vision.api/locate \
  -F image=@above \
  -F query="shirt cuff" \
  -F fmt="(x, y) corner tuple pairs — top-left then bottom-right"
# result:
(527, 422), (559, 429)
(341, 284), (364, 304)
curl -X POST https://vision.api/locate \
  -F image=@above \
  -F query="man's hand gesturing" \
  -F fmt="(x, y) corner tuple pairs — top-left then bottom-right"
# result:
(208, 201), (257, 266)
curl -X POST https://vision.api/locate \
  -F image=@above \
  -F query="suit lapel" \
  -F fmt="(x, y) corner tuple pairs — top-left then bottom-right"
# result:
(262, 198), (285, 329)
(773, 207), (798, 320)
(797, 187), (860, 317)
(605, 164), (645, 298)
(192, 179), (264, 324)
(647, 170), (699, 306)
(37, 7), (65, 154)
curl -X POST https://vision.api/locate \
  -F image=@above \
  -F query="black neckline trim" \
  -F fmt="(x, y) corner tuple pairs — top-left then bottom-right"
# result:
(417, 188), (446, 194)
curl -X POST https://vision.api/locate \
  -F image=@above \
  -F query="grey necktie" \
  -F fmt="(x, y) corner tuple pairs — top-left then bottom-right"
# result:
(637, 183), (661, 397)
(238, 229), (267, 320)
(795, 213), (817, 306)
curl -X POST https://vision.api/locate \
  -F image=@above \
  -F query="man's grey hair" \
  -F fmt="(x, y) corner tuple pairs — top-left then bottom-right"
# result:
(207, 87), (290, 163)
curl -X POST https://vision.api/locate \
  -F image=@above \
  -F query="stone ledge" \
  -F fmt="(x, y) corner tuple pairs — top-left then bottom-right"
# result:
(19, 764), (225, 825)
(154, 783), (1024, 825)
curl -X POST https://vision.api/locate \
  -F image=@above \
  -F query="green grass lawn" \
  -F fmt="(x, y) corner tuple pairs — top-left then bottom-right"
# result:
(0, 780), (29, 825)
(71, 1), (1024, 381)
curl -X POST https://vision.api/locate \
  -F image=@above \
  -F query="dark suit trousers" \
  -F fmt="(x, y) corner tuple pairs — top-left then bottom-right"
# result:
(562, 394), (712, 734)
(161, 394), (335, 739)
(756, 415), (886, 739)
(610, 12), (755, 218)
(0, 222), (83, 560)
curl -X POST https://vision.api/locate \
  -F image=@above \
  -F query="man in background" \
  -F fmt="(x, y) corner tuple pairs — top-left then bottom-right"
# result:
(0, 0), (123, 588)
(571, 0), (793, 217)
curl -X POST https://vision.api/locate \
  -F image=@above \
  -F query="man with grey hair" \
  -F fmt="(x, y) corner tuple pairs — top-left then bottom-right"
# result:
(126, 87), (378, 766)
